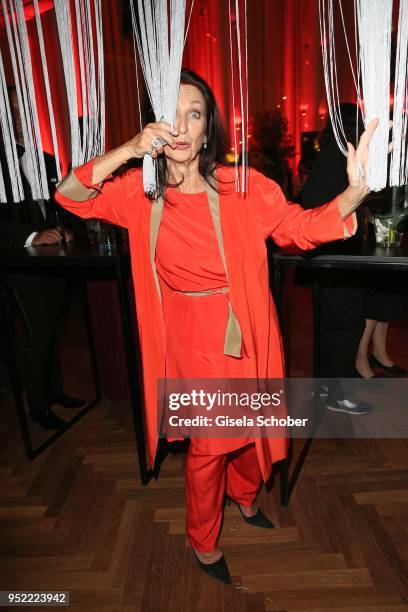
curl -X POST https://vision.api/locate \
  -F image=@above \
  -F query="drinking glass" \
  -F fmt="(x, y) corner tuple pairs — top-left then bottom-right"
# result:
(99, 228), (117, 254)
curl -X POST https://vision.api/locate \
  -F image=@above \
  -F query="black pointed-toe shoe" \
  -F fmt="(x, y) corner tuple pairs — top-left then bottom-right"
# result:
(193, 552), (232, 584)
(369, 355), (407, 377)
(50, 393), (86, 409)
(238, 506), (275, 529)
(354, 369), (380, 379)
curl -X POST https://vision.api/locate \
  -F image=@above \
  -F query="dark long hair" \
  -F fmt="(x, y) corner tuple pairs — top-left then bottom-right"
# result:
(318, 103), (365, 149)
(144, 69), (227, 198)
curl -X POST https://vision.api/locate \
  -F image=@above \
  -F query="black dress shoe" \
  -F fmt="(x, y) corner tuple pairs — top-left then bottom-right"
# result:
(50, 393), (86, 409)
(193, 552), (232, 584)
(369, 355), (407, 377)
(30, 409), (66, 430)
(354, 369), (380, 379)
(238, 505), (275, 529)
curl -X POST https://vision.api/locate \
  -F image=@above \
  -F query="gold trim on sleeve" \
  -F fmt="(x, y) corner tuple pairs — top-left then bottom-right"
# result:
(343, 211), (358, 239)
(150, 197), (164, 303)
(57, 169), (99, 202)
(207, 178), (243, 358)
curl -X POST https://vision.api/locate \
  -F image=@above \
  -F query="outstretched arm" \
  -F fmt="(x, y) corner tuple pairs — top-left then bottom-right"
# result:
(250, 119), (378, 250)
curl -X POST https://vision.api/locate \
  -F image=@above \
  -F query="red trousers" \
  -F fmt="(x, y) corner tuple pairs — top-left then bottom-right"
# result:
(186, 442), (263, 552)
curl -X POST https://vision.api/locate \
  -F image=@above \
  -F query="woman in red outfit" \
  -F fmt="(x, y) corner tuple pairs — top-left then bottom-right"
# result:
(55, 70), (377, 583)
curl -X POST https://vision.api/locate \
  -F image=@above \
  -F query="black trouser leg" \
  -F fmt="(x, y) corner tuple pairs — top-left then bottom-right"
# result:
(319, 284), (365, 402)
(7, 274), (66, 417)
(0, 348), (11, 390)
(46, 278), (66, 398)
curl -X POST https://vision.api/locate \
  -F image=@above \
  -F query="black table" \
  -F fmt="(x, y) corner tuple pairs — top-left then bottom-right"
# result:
(271, 238), (408, 505)
(0, 240), (150, 484)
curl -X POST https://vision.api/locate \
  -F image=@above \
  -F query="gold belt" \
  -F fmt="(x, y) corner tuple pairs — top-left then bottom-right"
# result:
(175, 287), (242, 358)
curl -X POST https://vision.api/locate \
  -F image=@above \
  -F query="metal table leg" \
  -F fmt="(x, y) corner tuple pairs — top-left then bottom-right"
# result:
(313, 281), (321, 379)
(2, 280), (102, 461)
(284, 279), (321, 503)
(116, 261), (150, 485)
(271, 259), (290, 506)
(81, 281), (102, 402)
(272, 263), (322, 506)
(0, 284), (35, 459)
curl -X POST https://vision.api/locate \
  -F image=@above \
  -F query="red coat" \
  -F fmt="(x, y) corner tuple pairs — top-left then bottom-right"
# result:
(55, 162), (356, 481)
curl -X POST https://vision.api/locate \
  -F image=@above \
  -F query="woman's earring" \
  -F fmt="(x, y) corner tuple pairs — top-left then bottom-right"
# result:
(203, 137), (207, 150)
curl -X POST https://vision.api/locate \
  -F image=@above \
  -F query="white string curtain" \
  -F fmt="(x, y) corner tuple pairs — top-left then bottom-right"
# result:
(73, 0), (105, 160)
(318, 0), (349, 156)
(1, 0), (104, 202)
(33, 0), (62, 183)
(318, 0), (406, 192)
(0, 48), (24, 203)
(1, 0), (50, 201)
(227, 0), (248, 194)
(94, 0), (105, 158)
(55, 0), (105, 168)
(356, 0), (392, 192)
(129, 0), (187, 196)
(390, 0), (408, 187)
(54, 0), (81, 166)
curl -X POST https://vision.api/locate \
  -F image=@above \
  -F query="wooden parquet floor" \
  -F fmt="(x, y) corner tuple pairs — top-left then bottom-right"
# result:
(1, 278), (407, 612)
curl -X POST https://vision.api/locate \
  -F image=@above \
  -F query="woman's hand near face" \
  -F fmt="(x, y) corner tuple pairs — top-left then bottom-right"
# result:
(124, 121), (179, 159)
(336, 118), (379, 219)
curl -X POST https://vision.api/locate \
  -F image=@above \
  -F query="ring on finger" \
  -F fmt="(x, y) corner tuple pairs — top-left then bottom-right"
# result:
(151, 137), (166, 150)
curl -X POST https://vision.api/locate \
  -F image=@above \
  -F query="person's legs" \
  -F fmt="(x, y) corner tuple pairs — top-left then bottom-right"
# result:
(8, 275), (55, 416)
(185, 443), (227, 562)
(361, 283), (406, 373)
(46, 278), (66, 398)
(372, 321), (393, 366)
(186, 441), (264, 564)
(355, 319), (377, 378)
(319, 284), (365, 400)
(226, 443), (263, 517)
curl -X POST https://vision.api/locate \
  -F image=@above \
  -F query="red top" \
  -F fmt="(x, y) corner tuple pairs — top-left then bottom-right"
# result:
(155, 188), (228, 292)
(155, 186), (250, 453)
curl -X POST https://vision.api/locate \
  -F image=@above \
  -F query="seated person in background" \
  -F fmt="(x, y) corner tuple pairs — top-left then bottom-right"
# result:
(301, 104), (369, 413)
(0, 86), (85, 429)
(301, 104), (406, 412)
